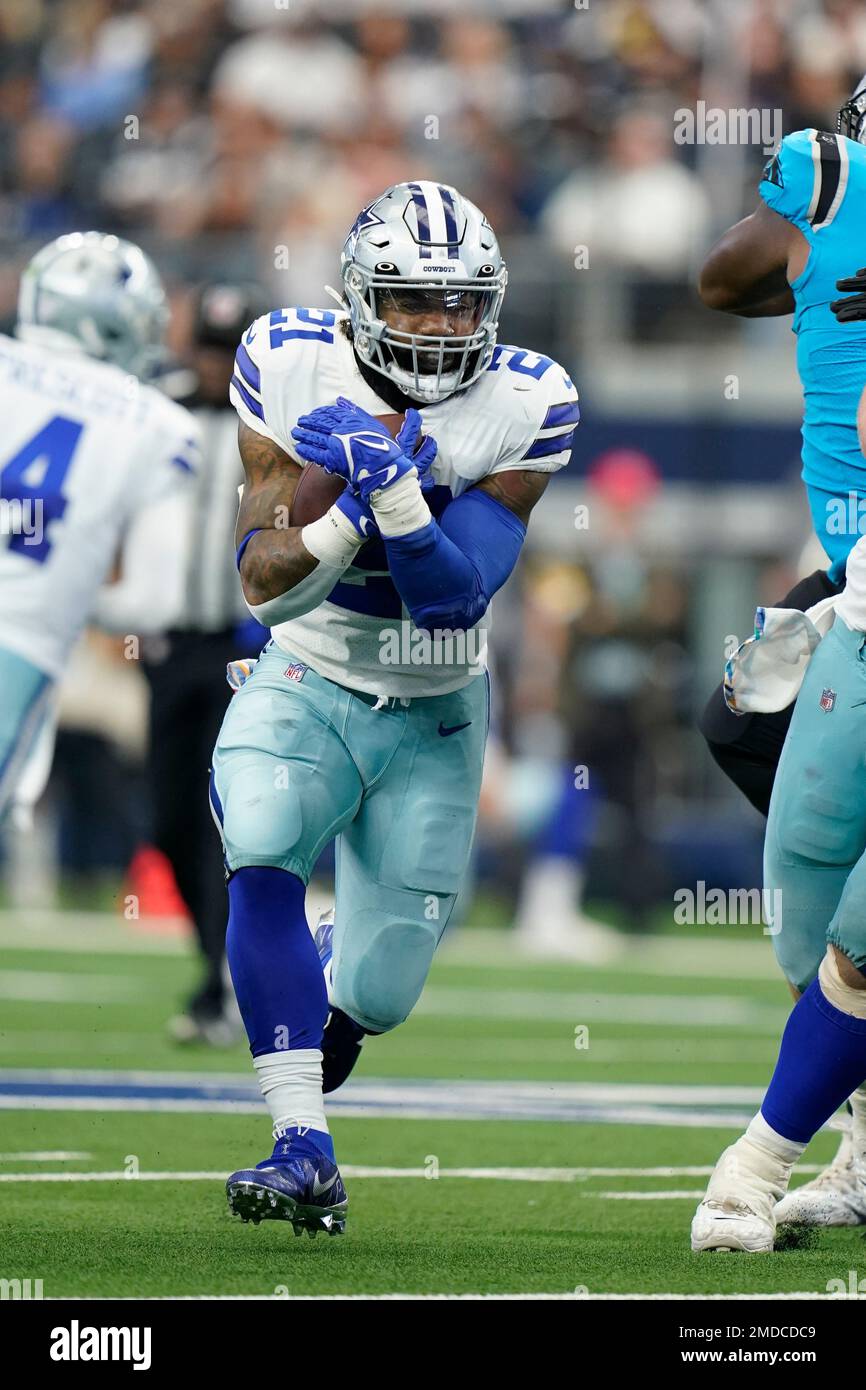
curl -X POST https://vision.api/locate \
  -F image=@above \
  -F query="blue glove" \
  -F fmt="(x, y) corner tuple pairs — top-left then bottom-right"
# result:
(291, 397), (437, 504)
(395, 410), (437, 491)
(333, 486), (378, 541)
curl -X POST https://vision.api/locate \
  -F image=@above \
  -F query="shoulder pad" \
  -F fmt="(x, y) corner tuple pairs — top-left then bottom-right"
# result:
(486, 345), (579, 473)
(230, 307), (342, 449)
(760, 129), (849, 231)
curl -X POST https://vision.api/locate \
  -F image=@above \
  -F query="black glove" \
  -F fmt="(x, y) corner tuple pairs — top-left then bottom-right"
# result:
(831, 267), (866, 322)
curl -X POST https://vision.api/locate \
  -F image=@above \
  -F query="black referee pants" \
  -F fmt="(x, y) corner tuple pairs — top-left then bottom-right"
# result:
(700, 568), (843, 817)
(143, 629), (236, 1018)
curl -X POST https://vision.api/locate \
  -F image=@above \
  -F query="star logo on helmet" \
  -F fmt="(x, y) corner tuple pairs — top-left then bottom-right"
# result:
(345, 203), (385, 257)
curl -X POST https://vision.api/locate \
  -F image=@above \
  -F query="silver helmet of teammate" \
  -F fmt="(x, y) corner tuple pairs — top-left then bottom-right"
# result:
(16, 231), (169, 379)
(340, 181), (507, 405)
(838, 72), (866, 144)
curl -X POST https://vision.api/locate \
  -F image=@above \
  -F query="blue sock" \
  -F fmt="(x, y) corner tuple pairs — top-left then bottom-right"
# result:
(226, 867), (327, 1058)
(762, 977), (866, 1143)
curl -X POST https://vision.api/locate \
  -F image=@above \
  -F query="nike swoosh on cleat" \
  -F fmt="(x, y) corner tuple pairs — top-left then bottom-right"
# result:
(312, 1170), (338, 1197)
(438, 721), (471, 737)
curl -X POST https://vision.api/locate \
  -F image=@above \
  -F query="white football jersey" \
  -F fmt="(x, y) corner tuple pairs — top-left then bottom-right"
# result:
(230, 307), (578, 697)
(0, 334), (200, 679)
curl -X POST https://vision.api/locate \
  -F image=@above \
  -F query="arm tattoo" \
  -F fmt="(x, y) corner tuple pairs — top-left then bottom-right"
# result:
(472, 468), (550, 525)
(235, 421), (318, 606)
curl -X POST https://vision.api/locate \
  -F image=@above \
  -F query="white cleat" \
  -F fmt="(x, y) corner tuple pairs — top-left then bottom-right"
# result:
(691, 1131), (794, 1253)
(691, 1198), (775, 1253)
(775, 1122), (866, 1227)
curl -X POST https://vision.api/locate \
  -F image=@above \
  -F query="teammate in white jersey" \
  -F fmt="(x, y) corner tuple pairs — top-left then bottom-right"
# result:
(0, 232), (200, 816)
(215, 181), (578, 1235)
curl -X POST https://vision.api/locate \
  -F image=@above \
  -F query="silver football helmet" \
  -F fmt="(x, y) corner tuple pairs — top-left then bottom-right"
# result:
(838, 72), (866, 144)
(16, 231), (169, 379)
(340, 181), (507, 404)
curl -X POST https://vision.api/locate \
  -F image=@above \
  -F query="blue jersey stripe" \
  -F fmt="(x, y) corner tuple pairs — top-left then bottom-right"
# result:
(408, 181), (432, 257)
(543, 401), (581, 430)
(231, 374), (265, 422)
(522, 428), (577, 461)
(438, 185), (460, 258)
(327, 576), (403, 619)
(234, 341), (261, 393)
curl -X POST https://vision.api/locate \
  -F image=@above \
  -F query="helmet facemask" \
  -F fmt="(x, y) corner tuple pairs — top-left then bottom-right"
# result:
(838, 79), (866, 144)
(344, 267), (505, 404)
(340, 183), (507, 405)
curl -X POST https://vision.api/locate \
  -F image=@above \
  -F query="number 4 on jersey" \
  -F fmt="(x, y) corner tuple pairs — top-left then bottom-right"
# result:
(0, 415), (83, 563)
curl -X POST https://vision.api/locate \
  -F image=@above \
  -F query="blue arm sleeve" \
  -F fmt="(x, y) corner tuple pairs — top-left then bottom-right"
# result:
(383, 487), (527, 633)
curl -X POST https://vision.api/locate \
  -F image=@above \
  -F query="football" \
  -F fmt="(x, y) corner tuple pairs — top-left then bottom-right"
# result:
(289, 413), (405, 526)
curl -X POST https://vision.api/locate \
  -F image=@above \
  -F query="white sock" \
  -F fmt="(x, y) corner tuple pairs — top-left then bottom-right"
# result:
(254, 1050), (328, 1134)
(746, 1110), (806, 1165)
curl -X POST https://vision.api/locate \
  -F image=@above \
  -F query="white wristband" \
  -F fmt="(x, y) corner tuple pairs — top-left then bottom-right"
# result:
(301, 505), (363, 570)
(370, 471), (432, 537)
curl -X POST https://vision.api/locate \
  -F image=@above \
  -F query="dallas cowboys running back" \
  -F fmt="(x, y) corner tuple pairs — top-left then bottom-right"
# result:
(215, 181), (579, 1234)
(0, 232), (200, 816)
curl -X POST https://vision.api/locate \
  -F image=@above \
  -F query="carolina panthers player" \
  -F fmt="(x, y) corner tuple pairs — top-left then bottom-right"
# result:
(692, 82), (866, 1243)
(0, 232), (200, 817)
(691, 530), (866, 1252)
(215, 181), (578, 1235)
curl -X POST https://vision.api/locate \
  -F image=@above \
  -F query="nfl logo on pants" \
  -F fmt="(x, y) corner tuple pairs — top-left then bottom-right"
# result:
(820, 687), (837, 713)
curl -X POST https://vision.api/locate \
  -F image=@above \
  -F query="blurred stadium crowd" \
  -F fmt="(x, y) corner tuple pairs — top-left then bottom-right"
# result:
(3, 0), (866, 937)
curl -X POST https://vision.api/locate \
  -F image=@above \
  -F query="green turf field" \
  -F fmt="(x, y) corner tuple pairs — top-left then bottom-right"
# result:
(0, 912), (858, 1299)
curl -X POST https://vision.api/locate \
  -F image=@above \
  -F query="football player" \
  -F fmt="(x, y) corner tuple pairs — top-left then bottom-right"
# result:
(692, 525), (866, 1251)
(214, 181), (578, 1235)
(692, 82), (866, 1243)
(0, 232), (199, 820)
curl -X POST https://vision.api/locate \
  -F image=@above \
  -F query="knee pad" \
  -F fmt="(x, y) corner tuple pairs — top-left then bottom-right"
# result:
(771, 776), (864, 868)
(332, 913), (440, 1034)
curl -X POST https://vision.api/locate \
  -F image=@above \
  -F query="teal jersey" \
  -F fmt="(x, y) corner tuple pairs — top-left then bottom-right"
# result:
(760, 129), (866, 579)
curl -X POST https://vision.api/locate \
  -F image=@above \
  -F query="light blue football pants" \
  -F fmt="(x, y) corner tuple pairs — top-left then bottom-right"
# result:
(211, 643), (489, 1033)
(765, 615), (866, 992)
(0, 645), (52, 820)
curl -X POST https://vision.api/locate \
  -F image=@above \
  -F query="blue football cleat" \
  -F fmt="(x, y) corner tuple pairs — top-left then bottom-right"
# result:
(226, 1126), (348, 1236)
(315, 913), (370, 1094)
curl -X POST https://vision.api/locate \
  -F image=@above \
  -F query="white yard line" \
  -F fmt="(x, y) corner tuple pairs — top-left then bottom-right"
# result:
(0, 1164), (827, 1185)
(440, 929), (780, 980)
(0, 910), (188, 955)
(0, 972), (159, 1003)
(0, 1073), (783, 1127)
(0, 912), (782, 982)
(416, 987), (784, 1031)
(0, 1151), (91, 1162)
